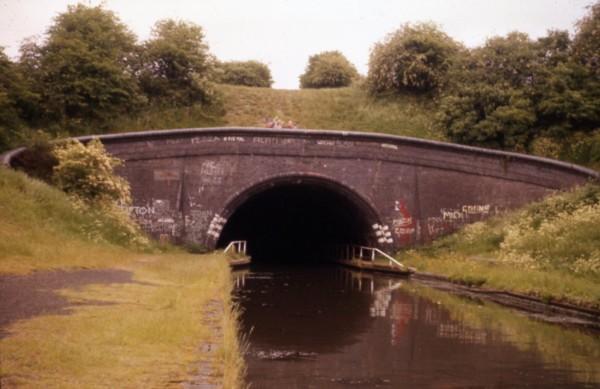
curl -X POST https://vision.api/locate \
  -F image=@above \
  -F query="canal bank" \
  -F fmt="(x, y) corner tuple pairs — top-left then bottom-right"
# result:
(0, 166), (245, 388)
(0, 253), (245, 388)
(334, 256), (600, 329)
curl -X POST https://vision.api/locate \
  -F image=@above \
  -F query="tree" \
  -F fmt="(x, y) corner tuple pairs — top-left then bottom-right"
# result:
(572, 1), (600, 76)
(138, 19), (217, 106)
(299, 51), (358, 89)
(471, 32), (539, 88)
(25, 4), (143, 132)
(0, 48), (38, 151)
(367, 23), (461, 95)
(438, 83), (536, 149)
(437, 32), (540, 149)
(217, 60), (273, 87)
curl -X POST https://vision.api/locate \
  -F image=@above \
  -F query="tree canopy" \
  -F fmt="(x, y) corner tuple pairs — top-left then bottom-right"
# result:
(138, 19), (217, 106)
(299, 51), (358, 89)
(217, 60), (273, 87)
(27, 4), (143, 132)
(367, 23), (461, 95)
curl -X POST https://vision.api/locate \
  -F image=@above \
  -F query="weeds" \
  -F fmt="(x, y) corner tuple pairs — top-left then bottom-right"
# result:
(402, 183), (600, 307)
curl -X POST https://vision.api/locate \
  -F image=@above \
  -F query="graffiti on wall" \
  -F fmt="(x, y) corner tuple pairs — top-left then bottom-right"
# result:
(392, 200), (416, 245)
(207, 214), (227, 240)
(373, 223), (393, 244)
(426, 203), (499, 239)
(199, 161), (225, 185)
(121, 199), (179, 238)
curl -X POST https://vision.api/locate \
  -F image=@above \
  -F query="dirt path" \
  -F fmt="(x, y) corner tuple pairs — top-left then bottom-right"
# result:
(0, 268), (134, 338)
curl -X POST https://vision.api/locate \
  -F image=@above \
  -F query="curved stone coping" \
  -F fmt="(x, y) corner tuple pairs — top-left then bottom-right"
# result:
(2, 127), (599, 180)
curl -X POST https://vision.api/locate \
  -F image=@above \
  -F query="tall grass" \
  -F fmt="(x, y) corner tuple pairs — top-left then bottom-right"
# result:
(404, 183), (600, 307)
(0, 167), (140, 274)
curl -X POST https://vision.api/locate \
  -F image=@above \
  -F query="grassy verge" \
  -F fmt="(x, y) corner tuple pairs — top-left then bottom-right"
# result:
(400, 183), (600, 308)
(0, 167), (245, 387)
(0, 252), (244, 388)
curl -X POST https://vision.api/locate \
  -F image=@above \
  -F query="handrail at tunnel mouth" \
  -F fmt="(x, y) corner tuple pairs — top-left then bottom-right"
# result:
(215, 178), (381, 263)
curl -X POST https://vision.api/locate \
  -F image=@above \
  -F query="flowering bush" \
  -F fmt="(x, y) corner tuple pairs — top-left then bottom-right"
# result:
(52, 138), (149, 248)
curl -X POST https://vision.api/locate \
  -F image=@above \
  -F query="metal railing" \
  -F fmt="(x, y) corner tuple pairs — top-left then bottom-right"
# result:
(340, 244), (406, 270)
(224, 240), (247, 255)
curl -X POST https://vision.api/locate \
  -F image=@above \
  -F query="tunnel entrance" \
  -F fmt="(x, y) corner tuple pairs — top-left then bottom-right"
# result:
(217, 180), (376, 263)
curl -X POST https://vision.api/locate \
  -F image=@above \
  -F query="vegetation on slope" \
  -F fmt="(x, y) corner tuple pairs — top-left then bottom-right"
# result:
(2, 2), (598, 169)
(402, 183), (600, 308)
(218, 84), (440, 139)
(0, 167), (244, 387)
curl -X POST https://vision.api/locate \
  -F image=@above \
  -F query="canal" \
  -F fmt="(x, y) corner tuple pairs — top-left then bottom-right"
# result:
(234, 264), (600, 388)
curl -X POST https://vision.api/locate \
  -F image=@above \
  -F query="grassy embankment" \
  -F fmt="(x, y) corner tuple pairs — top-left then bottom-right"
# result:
(401, 184), (600, 309)
(0, 167), (244, 388)
(115, 84), (441, 140)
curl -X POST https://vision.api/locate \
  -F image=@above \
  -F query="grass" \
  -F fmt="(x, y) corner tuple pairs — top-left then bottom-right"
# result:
(401, 184), (600, 308)
(0, 167), (245, 387)
(0, 167), (136, 274)
(109, 84), (440, 141)
(219, 84), (441, 139)
(403, 253), (600, 306)
(0, 253), (243, 388)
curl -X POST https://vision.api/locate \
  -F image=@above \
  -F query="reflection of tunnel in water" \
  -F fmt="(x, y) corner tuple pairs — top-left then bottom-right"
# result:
(217, 182), (374, 262)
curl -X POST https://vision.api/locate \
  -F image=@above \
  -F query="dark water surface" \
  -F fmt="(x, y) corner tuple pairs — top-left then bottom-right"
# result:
(234, 264), (600, 388)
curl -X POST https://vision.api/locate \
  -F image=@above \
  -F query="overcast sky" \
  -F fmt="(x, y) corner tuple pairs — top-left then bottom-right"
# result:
(0, 0), (594, 89)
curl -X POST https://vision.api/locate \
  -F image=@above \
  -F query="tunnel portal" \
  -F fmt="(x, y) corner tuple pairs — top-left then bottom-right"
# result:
(217, 181), (375, 263)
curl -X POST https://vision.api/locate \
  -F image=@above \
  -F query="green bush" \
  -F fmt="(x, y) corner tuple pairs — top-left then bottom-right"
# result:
(51, 138), (149, 247)
(367, 22), (461, 95)
(299, 51), (358, 89)
(52, 138), (131, 205)
(218, 60), (272, 87)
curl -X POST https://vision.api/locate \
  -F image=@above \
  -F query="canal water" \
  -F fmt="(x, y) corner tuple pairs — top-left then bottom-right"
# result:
(234, 264), (600, 388)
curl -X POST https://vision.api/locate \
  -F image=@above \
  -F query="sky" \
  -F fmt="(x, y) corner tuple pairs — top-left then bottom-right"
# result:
(0, 0), (594, 89)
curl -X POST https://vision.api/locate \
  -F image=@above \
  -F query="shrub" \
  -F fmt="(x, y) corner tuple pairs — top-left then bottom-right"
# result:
(52, 138), (149, 247)
(299, 51), (358, 89)
(367, 22), (461, 95)
(52, 138), (130, 205)
(218, 60), (272, 87)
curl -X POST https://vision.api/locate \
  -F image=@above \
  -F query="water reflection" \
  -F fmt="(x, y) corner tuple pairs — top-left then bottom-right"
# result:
(234, 265), (600, 388)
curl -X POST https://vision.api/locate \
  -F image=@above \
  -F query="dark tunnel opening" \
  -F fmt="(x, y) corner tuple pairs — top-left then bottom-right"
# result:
(217, 182), (374, 263)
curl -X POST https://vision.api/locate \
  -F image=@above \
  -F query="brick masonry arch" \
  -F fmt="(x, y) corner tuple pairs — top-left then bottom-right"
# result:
(4, 127), (598, 251)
